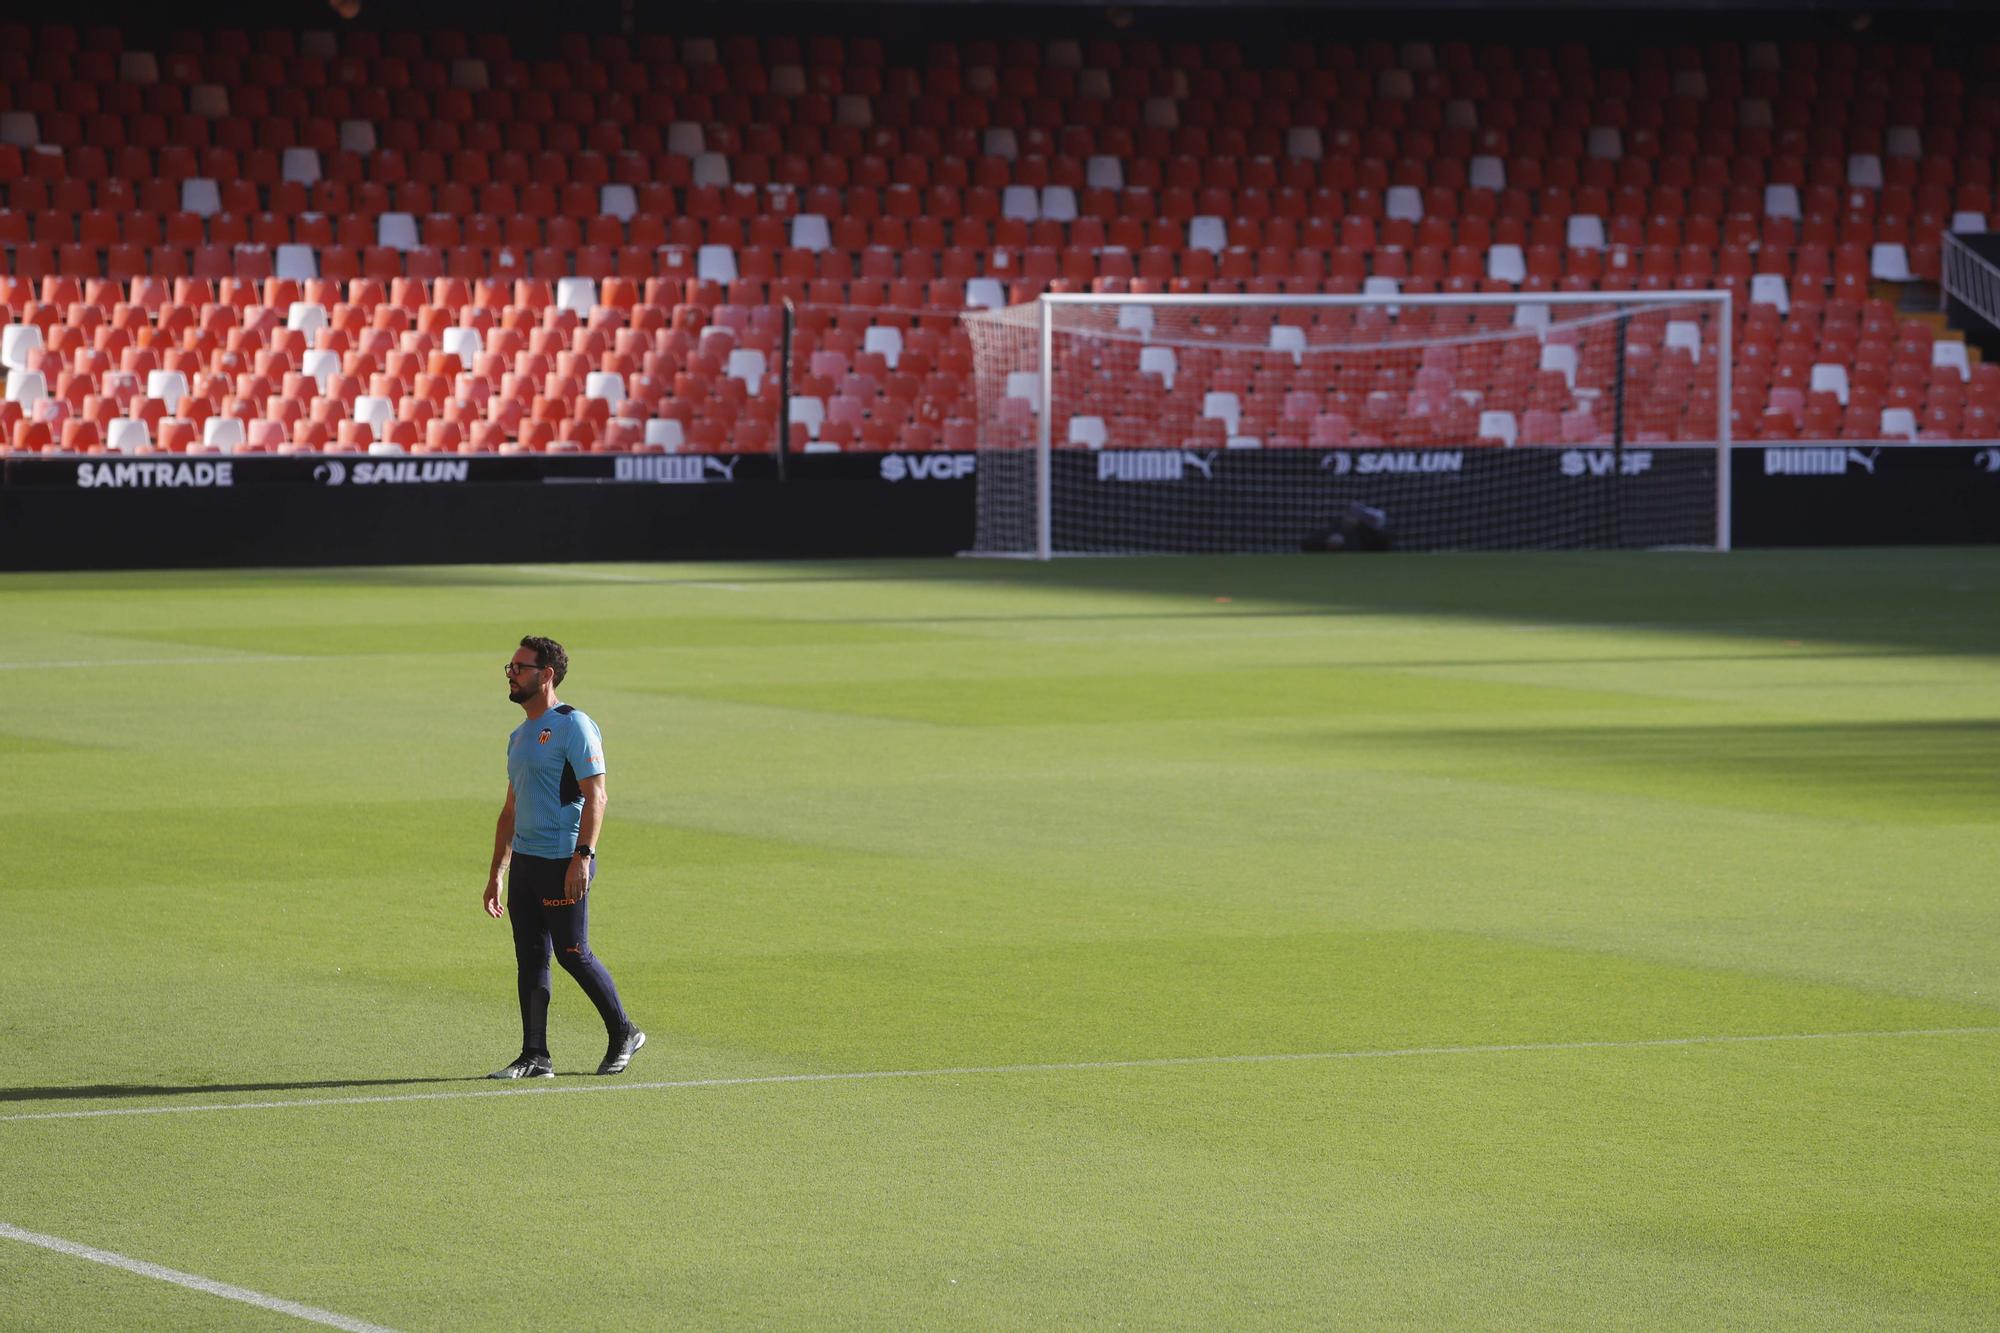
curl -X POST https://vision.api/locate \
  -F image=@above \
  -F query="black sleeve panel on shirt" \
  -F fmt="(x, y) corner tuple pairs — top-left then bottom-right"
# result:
(560, 759), (581, 807)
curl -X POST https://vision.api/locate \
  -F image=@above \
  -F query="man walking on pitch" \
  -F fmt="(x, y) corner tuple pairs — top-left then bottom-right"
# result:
(484, 635), (645, 1079)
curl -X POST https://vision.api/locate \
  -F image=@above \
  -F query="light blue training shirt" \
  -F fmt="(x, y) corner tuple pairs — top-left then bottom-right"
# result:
(507, 703), (606, 858)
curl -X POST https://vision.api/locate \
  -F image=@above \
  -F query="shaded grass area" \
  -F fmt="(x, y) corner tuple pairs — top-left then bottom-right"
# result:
(1312, 717), (2000, 822)
(10, 548), (2000, 655)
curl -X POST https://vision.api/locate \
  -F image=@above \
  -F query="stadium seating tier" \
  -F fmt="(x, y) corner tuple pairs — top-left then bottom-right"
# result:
(2, 22), (1996, 453)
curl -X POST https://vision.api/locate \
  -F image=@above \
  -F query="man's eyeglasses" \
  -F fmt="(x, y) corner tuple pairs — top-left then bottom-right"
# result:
(503, 662), (546, 677)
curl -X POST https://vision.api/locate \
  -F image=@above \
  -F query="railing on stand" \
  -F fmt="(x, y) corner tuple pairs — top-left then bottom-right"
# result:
(1941, 232), (2000, 328)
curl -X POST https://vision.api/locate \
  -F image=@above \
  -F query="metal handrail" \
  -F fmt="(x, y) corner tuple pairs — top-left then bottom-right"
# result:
(1942, 231), (2000, 330)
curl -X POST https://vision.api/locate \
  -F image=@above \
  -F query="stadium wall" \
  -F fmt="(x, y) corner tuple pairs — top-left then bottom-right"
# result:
(0, 451), (976, 569)
(5, 443), (1999, 569)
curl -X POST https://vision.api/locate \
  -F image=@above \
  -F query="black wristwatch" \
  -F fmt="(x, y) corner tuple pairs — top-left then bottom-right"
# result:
(574, 845), (594, 859)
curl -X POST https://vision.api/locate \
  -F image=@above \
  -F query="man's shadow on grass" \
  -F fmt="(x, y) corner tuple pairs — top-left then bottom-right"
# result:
(0, 1077), (481, 1104)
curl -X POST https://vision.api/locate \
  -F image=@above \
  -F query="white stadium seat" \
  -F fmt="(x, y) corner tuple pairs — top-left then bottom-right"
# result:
(600, 185), (636, 221)
(1750, 274), (1790, 314)
(377, 213), (418, 251)
(146, 370), (187, 410)
(697, 245), (738, 284)
(202, 417), (245, 451)
(181, 177), (221, 217)
(281, 148), (321, 186)
(1478, 410), (1519, 447)
(726, 349), (768, 391)
(1039, 186), (1078, 223)
(1067, 416), (1108, 448)
(1487, 245), (1526, 284)
(353, 396), (394, 432)
(5, 369), (47, 406)
(1870, 244), (1912, 281)
(442, 327), (484, 365)
(286, 302), (329, 335)
(964, 278), (1007, 309)
(863, 327), (904, 369)
(555, 277), (597, 315)
(790, 215), (831, 252)
(275, 245), (317, 280)
(1004, 370), (1042, 411)
(1001, 185), (1040, 222)
(300, 350), (339, 390)
(1, 323), (44, 370)
(1269, 325), (1306, 365)
(1187, 216), (1227, 253)
(1664, 321), (1702, 363)
(106, 419), (150, 453)
(789, 396), (825, 439)
(1138, 346), (1177, 390)
(1540, 343), (1579, 389)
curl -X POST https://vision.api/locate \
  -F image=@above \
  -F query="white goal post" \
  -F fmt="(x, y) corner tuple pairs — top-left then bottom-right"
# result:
(963, 290), (1733, 558)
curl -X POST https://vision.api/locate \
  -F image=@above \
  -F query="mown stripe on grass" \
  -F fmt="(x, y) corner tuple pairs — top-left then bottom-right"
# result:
(0, 655), (315, 670)
(4, 1026), (1993, 1125)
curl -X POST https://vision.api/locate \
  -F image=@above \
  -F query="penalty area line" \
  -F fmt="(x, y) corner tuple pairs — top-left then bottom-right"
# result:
(0, 1221), (401, 1332)
(4, 1026), (1996, 1126)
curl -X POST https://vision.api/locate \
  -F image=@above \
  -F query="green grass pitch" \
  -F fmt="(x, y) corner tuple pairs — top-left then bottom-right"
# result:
(2, 549), (1997, 1329)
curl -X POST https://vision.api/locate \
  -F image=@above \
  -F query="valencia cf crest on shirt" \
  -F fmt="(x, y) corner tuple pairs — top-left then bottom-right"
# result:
(538, 728), (552, 743)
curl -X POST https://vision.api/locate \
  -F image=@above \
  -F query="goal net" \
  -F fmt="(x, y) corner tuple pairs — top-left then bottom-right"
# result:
(963, 292), (1731, 557)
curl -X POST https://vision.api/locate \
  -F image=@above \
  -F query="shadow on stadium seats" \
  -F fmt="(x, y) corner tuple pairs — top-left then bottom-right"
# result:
(0, 1076), (479, 1104)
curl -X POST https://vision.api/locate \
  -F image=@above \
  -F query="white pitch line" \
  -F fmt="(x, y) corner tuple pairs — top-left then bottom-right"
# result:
(4, 1026), (1994, 1126)
(0, 1221), (401, 1332)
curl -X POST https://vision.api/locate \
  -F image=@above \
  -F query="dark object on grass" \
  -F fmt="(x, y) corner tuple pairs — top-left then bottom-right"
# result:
(1301, 502), (1394, 553)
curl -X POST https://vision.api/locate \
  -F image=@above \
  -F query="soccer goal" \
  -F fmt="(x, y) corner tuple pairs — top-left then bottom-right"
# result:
(962, 291), (1732, 558)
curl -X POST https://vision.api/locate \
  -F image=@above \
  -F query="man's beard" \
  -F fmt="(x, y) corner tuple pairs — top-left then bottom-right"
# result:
(508, 683), (530, 704)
